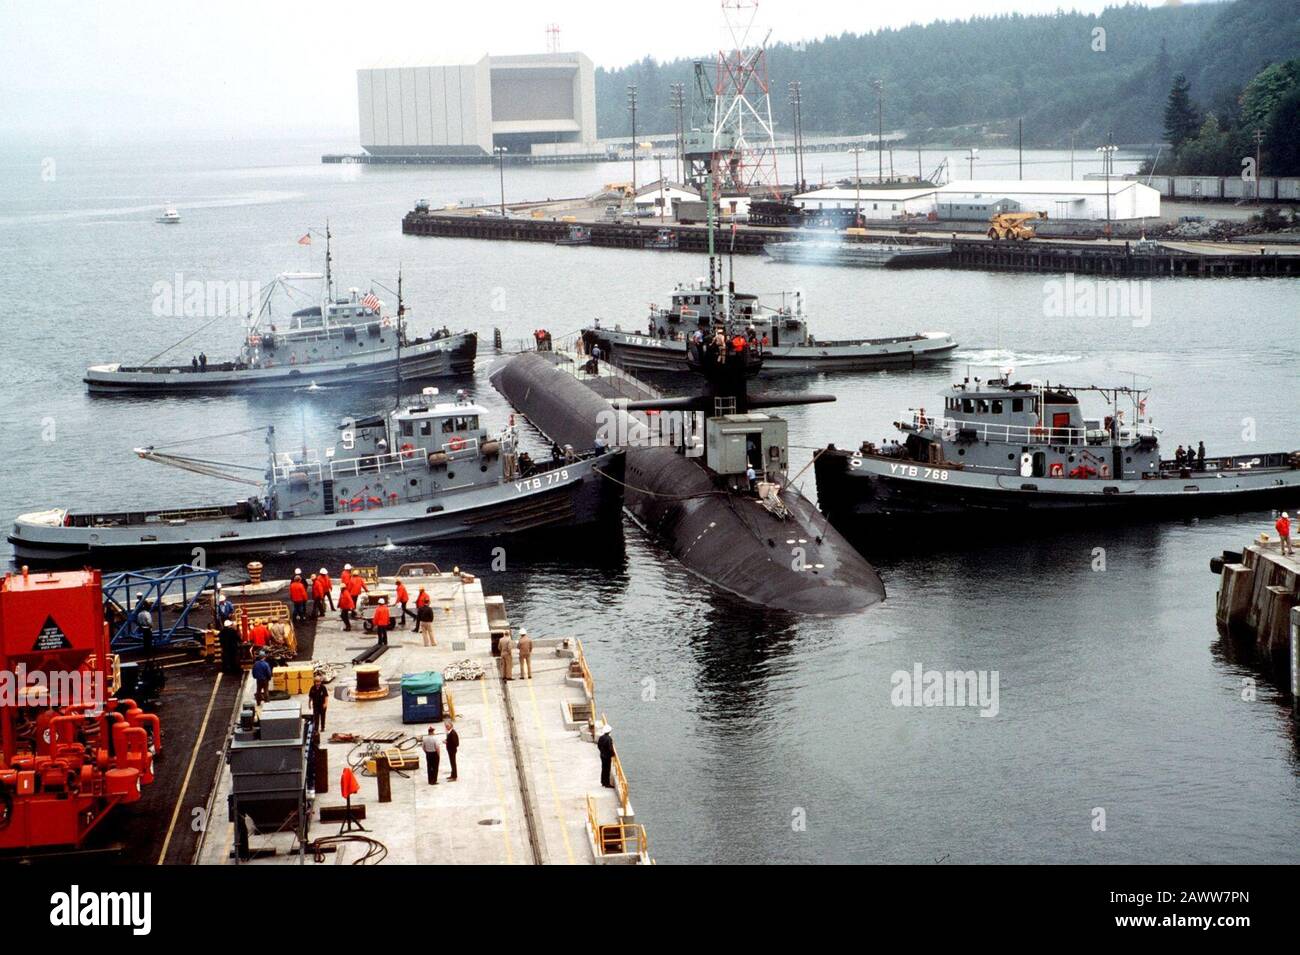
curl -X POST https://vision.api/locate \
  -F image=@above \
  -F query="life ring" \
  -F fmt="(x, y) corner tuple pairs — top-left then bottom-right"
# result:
(400, 443), (415, 458)
(1100, 464), (1111, 479)
(917, 408), (928, 429)
(1049, 463), (1064, 477)
(382, 317), (393, 328)
(448, 437), (466, 452)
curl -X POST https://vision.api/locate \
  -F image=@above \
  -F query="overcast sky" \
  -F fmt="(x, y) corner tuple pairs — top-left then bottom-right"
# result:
(1, 0), (1182, 137)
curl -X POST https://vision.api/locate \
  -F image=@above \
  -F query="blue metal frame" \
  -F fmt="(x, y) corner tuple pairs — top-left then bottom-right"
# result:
(103, 564), (221, 651)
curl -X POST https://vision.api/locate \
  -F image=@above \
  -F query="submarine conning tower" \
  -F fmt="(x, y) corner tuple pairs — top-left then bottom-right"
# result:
(489, 351), (886, 615)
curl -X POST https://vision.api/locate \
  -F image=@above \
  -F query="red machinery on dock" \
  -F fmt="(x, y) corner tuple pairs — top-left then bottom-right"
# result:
(0, 567), (161, 850)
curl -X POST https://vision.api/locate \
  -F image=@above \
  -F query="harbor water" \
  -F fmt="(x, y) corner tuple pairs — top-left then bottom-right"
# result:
(1, 136), (1297, 863)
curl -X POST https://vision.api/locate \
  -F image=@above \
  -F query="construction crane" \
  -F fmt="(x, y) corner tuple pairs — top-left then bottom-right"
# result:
(987, 211), (1048, 240)
(0, 567), (162, 850)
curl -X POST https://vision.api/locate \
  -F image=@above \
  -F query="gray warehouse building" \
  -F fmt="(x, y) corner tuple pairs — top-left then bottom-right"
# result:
(357, 52), (596, 157)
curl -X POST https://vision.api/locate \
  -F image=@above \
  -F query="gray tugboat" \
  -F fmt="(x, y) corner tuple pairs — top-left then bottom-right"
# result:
(9, 389), (624, 563)
(580, 277), (955, 375)
(84, 227), (476, 393)
(815, 374), (1300, 534)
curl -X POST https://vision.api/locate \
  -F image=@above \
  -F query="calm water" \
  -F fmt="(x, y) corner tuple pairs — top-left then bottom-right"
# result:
(1, 137), (1297, 863)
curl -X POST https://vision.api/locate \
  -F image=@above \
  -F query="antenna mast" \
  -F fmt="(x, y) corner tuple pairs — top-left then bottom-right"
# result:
(713, 1), (781, 198)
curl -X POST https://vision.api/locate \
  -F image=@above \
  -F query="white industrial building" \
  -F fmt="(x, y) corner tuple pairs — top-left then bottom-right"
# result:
(792, 185), (938, 221)
(357, 52), (596, 157)
(935, 180), (1160, 221)
(633, 180), (701, 215)
(791, 179), (1160, 222)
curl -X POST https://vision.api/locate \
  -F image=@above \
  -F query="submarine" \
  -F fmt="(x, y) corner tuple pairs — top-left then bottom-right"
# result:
(491, 262), (885, 616)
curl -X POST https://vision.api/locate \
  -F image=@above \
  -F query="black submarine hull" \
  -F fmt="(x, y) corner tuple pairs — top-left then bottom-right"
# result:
(490, 352), (885, 615)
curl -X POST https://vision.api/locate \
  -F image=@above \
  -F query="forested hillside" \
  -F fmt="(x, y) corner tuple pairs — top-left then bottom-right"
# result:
(594, 0), (1300, 148)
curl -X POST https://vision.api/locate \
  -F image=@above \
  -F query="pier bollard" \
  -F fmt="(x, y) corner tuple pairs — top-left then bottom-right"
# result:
(376, 754), (392, 803)
(247, 561), (263, 585)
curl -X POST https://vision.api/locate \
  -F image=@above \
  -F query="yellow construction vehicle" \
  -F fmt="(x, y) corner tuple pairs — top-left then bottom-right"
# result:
(986, 211), (1047, 240)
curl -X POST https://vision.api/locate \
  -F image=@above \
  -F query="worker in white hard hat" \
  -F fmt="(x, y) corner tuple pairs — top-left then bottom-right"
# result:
(1276, 511), (1294, 556)
(516, 627), (533, 680)
(596, 722), (615, 789)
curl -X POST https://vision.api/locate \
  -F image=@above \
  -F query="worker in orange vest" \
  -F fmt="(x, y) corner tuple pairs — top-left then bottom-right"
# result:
(338, 586), (356, 631)
(310, 573), (329, 618)
(340, 563), (352, 590)
(289, 575), (309, 622)
(318, 567), (335, 611)
(250, 619), (270, 646)
(395, 579), (410, 627)
(372, 597), (392, 646)
(347, 571), (367, 601)
(1277, 511), (1294, 557)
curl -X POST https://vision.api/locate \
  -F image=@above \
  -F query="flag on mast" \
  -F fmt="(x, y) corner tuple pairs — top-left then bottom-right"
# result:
(297, 233), (312, 246)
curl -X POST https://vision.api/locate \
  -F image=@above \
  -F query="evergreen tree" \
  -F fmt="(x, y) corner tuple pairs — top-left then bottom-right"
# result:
(1163, 73), (1200, 148)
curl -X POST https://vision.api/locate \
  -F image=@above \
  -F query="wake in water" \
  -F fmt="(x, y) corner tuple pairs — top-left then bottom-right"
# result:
(952, 348), (1082, 368)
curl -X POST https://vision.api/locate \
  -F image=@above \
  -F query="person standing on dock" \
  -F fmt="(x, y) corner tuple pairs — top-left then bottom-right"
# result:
(499, 631), (514, 682)
(252, 652), (272, 704)
(417, 600), (435, 645)
(517, 628), (533, 680)
(308, 673), (329, 734)
(311, 573), (327, 619)
(338, 586), (355, 631)
(422, 726), (441, 785)
(289, 574), (308, 622)
(444, 721), (459, 781)
(395, 579), (410, 626)
(218, 618), (241, 676)
(347, 569), (368, 602)
(597, 723), (615, 789)
(1277, 512), (1294, 556)
(373, 597), (392, 646)
(414, 585), (431, 633)
(318, 567), (335, 610)
(135, 598), (154, 656)
(340, 563), (353, 592)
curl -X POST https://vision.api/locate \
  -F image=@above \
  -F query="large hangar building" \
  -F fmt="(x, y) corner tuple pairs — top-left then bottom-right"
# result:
(357, 52), (597, 158)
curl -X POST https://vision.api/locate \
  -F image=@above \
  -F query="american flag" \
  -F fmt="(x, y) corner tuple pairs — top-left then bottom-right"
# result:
(360, 293), (381, 312)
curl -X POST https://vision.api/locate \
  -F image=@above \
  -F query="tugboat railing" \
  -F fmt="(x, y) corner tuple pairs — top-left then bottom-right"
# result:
(910, 413), (1158, 447)
(271, 439), (482, 483)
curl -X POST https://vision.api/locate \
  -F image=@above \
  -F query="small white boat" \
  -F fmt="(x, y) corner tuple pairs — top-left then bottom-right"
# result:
(156, 206), (181, 224)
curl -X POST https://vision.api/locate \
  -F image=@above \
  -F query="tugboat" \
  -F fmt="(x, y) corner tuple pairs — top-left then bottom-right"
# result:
(555, 224), (593, 246)
(84, 227), (477, 393)
(645, 228), (679, 250)
(9, 389), (624, 563)
(814, 374), (1300, 534)
(581, 278), (955, 374)
(494, 184), (886, 615)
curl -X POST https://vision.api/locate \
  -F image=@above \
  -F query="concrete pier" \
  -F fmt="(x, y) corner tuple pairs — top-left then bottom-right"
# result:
(196, 570), (650, 865)
(403, 204), (1300, 276)
(1215, 540), (1299, 681)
